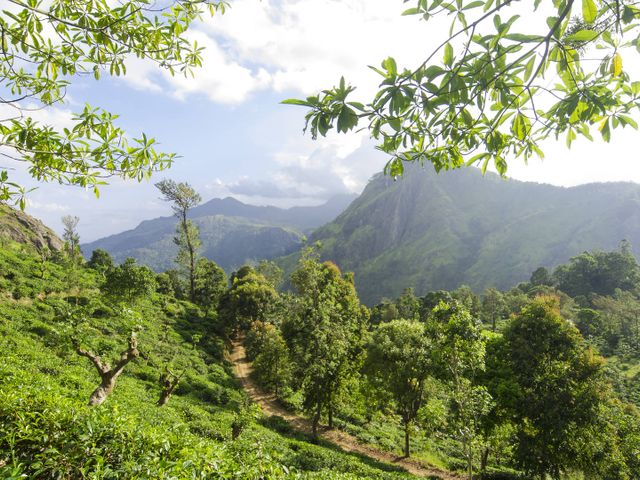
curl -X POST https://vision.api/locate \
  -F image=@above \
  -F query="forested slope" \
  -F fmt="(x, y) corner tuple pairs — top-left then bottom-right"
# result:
(0, 213), (417, 479)
(307, 165), (640, 304)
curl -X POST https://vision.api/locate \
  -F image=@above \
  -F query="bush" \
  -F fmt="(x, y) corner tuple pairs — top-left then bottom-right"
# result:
(101, 258), (156, 303)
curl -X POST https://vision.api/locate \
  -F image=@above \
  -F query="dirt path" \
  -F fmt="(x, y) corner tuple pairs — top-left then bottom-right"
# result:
(230, 339), (463, 480)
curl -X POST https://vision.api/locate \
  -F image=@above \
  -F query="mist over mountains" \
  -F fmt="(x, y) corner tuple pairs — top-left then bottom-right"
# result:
(81, 194), (357, 272)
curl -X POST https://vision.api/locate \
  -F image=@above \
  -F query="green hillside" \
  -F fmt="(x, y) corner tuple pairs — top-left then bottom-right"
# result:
(0, 238), (418, 479)
(304, 165), (640, 304)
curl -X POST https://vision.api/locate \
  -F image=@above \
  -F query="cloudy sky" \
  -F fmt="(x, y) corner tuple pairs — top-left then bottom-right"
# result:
(11, 0), (640, 241)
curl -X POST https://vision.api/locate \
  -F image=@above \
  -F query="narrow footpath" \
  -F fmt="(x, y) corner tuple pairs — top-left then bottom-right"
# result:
(230, 339), (462, 480)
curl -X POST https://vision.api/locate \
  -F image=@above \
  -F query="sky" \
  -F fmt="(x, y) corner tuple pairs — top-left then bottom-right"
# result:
(8, 0), (640, 241)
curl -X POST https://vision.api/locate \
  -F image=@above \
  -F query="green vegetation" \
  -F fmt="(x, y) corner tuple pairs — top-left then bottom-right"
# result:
(3, 204), (640, 479)
(0, 234), (422, 479)
(249, 245), (640, 479)
(293, 164), (640, 304)
(288, 0), (640, 178)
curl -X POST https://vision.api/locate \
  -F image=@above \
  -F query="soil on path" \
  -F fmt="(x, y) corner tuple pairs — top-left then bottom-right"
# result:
(230, 339), (463, 480)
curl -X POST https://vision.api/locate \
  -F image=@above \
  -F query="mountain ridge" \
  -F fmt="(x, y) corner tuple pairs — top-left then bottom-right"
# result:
(300, 165), (640, 304)
(81, 194), (357, 272)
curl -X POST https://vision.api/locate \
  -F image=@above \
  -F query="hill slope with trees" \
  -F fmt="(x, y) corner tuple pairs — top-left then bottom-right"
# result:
(305, 165), (640, 304)
(0, 208), (422, 479)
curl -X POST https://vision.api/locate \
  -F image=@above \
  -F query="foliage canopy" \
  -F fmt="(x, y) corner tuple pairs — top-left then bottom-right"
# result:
(286, 0), (640, 177)
(0, 0), (225, 206)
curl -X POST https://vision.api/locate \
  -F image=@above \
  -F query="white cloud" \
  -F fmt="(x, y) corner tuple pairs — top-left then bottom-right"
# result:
(120, 0), (437, 103)
(120, 30), (272, 104)
(199, 0), (436, 97)
(220, 131), (387, 204)
(27, 200), (69, 213)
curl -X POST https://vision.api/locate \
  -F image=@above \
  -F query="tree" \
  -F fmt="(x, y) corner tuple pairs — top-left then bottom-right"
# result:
(193, 258), (227, 314)
(592, 291), (640, 354)
(452, 285), (481, 316)
(481, 287), (507, 332)
(554, 247), (640, 298)
(101, 258), (156, 303)
(255, 260), (284, 289)
(74, 331), (141, 406)
(285, 251), (367, 436)
(428, 302), (489, 479)
(395, 287), (420, 321)
(477, 334), (519, 476)
(164, 269), (187, 299)
(287, 1), (640, 178)
(370, 299), (400, 325)
(249, 322), (291, 396)
(420, 290), (454, 320)
(503, 296), (612, 479)
(157, 367), (184, 407)
(155, 179), (202, 301)
(0, 0), (226, 206)
(87, 248), (114, 279)
(61, 215), (81, 260)
(364, 319), (433, 457)
(530, 267), (553, 287)
(217, 266), (279, 335)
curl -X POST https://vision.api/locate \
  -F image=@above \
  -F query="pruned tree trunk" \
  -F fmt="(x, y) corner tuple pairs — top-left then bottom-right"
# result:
(75, 333), (140, 406)
(312, 400), (322, 439)
(404, 422), (410, 458)
(157, 368), (183, 407)
(480, 448), (489, 475)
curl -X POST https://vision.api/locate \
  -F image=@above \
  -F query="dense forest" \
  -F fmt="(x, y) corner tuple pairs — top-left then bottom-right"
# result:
(1, 194), (639, 479)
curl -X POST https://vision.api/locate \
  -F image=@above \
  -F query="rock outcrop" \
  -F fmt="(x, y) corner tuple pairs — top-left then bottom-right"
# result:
(0, 205), (64, 251)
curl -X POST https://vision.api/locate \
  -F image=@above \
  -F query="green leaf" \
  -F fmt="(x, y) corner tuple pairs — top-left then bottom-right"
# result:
(281, 99), (313, 107)
(463, 1), (484, 10)
(582, 0), (597, 24)
(564, 30), (599, 42)
(523, 56), (536, 82)
(505, 33), (545, 43)
(611, 53), (623, 77)
(443, 43), (453, 67)
(383, 57), (397, 76)
(337, 106), (358, 133)
(402, 7), (420, 15)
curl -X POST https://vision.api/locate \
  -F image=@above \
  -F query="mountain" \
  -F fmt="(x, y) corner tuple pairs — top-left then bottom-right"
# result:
(299, 165), (640, 305)
(81, 194), (356, 272)
(0, 204), (63, 251)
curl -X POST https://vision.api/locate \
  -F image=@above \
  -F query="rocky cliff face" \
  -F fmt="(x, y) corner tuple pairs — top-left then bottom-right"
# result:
(305, 165), (640, 304)
(0, 205), (64, 251)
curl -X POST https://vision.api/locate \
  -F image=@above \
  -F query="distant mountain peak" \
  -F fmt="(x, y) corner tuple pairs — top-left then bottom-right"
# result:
(81, 194), (356, 273)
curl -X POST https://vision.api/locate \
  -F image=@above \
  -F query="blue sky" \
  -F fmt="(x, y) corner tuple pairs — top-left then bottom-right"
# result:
(11, 0), (640, 241)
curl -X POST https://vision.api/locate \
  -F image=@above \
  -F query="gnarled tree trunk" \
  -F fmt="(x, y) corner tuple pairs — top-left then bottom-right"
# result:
(75, 333), (140, 406)
(157, 368), (183, 407)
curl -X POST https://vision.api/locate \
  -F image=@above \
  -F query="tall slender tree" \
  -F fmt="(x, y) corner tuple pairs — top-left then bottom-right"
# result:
(285, 250), (367, 437)
(61, 215), (81, 260)
(503, 296), (612, 479)
(364, 319), (433, 457)
(155, 180), (201, 301)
